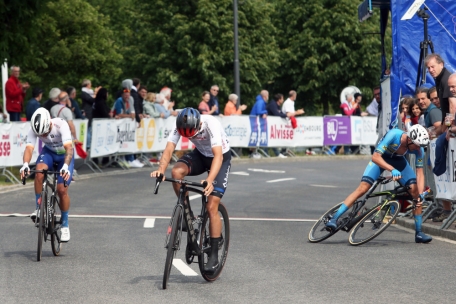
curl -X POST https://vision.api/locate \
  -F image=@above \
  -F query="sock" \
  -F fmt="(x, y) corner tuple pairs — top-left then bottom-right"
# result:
(61, 211), (69, 227)
(414, 214), (422, 233)
(35, 194), (40, 209)
(333, 203), (349, 221)
(209, 237), (221, 261)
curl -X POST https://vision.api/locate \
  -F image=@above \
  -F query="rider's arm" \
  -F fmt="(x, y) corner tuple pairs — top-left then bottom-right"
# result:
(206, 146), (223, 184)
(371, 152), (395, 172)
(416, 167), (425, 194)
(157, 141), (177, 173)
(23, 145), (34, 164)
(63, 142), (74, 166)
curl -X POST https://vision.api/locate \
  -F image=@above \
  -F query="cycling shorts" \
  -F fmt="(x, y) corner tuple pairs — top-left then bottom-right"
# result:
(177, 149), (231, 198)
(361, 155), (416, 186)
(37, 146), (75, 186)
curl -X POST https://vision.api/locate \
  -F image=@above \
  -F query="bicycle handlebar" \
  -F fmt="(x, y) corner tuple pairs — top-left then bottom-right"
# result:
(153, 174), (208, 195)
(22, 168), (68, 187)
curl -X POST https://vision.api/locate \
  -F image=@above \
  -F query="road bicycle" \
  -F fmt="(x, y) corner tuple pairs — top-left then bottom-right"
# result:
(153, 176), (230, 289)
(308, 176), (430, 246)
(22, 166), (65, 261)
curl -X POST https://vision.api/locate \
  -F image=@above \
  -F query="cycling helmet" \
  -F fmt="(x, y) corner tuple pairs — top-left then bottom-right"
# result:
(407, 124), (429, 146)
(31, 108), (51, 136)
(176, 108), (201, 138)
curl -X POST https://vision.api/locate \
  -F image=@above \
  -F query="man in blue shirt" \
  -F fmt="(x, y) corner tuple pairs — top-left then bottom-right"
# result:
(208, 85), (220, 116)
(26, 88), (43, 121)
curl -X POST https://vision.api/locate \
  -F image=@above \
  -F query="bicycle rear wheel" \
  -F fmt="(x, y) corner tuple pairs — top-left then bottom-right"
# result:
(349, 200), (400, 246)
(37, 191), (47, 262)
(308, 203), (343, 243)
(198, 202), (230, 282)
(163, 207), (182, 289)
(51, 196), (62, 256)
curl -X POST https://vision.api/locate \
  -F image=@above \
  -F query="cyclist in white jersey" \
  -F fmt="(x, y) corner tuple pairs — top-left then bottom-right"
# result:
(151, 108), (231, 273)
(20, 108), (74, 242)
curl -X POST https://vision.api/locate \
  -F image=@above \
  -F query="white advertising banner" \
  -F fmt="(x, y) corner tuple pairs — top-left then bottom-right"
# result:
(221, 115), (250, 147)
(91, 119), (121, 158)
(350, 116), (378, 145)
(381, 77), (392, 136)
(430, 138), (455, 200)
(294, 117), (324, 147)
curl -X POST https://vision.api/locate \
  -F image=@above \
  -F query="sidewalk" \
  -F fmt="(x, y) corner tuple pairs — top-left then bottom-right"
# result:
(396, 216), (456, 241)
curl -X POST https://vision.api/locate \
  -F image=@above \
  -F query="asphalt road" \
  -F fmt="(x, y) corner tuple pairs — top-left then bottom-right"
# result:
(1, 157), (455, 303)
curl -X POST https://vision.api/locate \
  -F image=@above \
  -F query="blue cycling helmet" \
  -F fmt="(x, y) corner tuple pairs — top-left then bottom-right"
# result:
(176, 107), (201, 138)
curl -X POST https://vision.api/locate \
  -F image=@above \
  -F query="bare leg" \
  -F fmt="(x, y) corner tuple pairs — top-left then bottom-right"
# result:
(342, 181), (372, 208)
(207, 196), (221, 237)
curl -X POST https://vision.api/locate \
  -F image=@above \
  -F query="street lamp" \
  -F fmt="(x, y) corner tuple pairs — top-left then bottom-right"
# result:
(233, 0), (240, 109)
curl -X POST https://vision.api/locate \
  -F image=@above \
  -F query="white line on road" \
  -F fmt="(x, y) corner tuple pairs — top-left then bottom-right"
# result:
(266, 178), (296, 183)
(189, 194), (201, 200)
(172, 259), (198, 276)
(248, 168), (286, 173)
(231, 171), (250, 176)
(0, 213), (316, 222)
(308, 184), (338, 188)
(143, 218), (155, 228)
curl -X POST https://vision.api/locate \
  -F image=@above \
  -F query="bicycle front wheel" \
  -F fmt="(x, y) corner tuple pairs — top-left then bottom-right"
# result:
(198, 202), (230, 282)
(349, 200), (400, 246)
(308, 203), (342, 243)
(51, 196), (62, 256)
(37, 191), (47, 262)
(163, 207), (182, 289)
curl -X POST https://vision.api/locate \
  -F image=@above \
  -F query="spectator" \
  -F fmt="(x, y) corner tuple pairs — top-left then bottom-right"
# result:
(131, 78), (143, 123)
(113, 88), (143, 168)
(249, 90), (269, 158)
(208, 85), (221, 115)
(80, 79), (101, 125)
(282, 90), (305, 117)
(155, 93), (178, 118)
(143, 92), (161, 118)
(26, 87), (43, 121)
(224, 94), (247, 115)
(92, 88), (111, 119)
(429, 86), (440, 109)
(66, 87), (85, 119)
(266, 93), (288, 158)
(408, 98), (425, 127)
(50, 91), (79, 142)
(340, 93), (359, 155)
(417, 87), (441, 130)
(250, 90), (269, 118)
(425, 54), (456, 135)
(5, 65), (30, 121)
(43, 88), (61, 112)
(160, 86), (175, 111)
(138, 85), (149, 118)
(399, 96), (414, 131)
(198, 91), (217, 115)
(449, 73), (456, 96)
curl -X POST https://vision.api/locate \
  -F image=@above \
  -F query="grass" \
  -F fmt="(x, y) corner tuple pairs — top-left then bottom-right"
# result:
(0, 166), (22, 186)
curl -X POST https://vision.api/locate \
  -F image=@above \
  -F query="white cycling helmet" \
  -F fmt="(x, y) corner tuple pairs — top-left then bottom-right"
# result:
(407, 124), (429, 146)
(31, 108), (51, 136)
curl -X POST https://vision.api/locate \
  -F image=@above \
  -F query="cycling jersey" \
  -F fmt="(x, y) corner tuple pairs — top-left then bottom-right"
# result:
(168, 115), (230, 157)
(26, 118), (73, 154)
(362, 128), (424, 186)
(375, 128), (424, 168)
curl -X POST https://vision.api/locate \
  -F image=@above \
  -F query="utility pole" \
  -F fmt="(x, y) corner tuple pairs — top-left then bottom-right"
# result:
(233, 0), (240, 109)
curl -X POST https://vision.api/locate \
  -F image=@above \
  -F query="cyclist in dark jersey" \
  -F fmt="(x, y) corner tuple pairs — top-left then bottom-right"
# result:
(326, 124), (432, 243)
(151, 108), (231, 273)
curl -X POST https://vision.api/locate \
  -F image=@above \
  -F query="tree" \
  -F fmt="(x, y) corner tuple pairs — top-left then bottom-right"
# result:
(271, 0), (386, 115)
(124, 0), (280, 109)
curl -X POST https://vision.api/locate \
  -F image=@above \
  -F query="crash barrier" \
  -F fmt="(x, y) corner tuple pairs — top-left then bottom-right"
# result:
(0, 115), (377, 181)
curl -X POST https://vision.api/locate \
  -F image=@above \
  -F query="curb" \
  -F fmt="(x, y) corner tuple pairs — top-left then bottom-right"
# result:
(395, 217), (456, 241)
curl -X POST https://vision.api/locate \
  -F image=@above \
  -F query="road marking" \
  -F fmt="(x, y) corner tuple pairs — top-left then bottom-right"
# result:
(189, 194), (201, 200)
(231, 171), (250, 176)
(267, 178), (296, 183)
(309, 184), (338, 188)
(172, 259), (198, 276)
(0, 213), (316, 222)
(143, 218), (155, 228)
(248, 168), (285, 173)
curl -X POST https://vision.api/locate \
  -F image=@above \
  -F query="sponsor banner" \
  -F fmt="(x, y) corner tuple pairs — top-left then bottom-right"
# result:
(248, 116), (260, 147)
(430, 138), (455, 200)
(117, 119), (138, 153)
(350, 116), (378, 145)
(323, 116), (352, 145)
(91, 119), (121, 157)
(294, 117), (324, 147)
(221, 116), (250, 147)
(267, 117), (295, 147)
